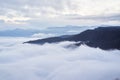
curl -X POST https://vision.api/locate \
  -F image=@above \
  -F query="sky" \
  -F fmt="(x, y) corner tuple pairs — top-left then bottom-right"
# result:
(0, 0), (120, 30)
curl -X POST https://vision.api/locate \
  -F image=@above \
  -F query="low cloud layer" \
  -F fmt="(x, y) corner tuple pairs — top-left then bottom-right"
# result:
(0, 0), (120, 30)
(0, 37), (120, 80)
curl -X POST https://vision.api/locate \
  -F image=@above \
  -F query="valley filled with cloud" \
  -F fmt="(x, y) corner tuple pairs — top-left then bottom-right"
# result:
(0, 37), (120, 80)
(0, 0), (120, 80)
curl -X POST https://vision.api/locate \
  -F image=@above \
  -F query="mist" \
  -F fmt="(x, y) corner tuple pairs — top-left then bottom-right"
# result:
(0, 37), (120, 80)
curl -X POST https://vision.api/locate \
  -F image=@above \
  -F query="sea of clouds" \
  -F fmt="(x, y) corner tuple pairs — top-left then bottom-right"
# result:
(0, 37), (120, 80)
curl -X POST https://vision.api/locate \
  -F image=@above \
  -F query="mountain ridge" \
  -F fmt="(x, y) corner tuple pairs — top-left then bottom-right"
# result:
(26, 26), (120, 50)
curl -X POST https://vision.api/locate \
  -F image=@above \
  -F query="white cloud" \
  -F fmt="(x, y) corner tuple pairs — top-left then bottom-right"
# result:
(32, 33), (56, 38)
(0, 15), (30, 24)
(0, 37), (120, 80)
(0, 0), (120, 29)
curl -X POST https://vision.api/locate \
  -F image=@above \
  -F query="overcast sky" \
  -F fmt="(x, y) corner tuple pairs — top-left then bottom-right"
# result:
(0, 0), (120, 30)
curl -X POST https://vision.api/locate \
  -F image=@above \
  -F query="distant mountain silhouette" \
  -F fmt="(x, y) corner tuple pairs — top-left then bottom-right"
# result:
(0, 26), (93, 37)
(0, 29), (40, 37)
(26, 27), (120, 50)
